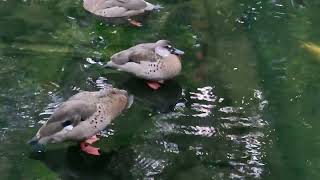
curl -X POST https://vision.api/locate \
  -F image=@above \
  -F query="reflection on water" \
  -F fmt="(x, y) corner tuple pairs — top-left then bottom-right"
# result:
(155, 121), (216, 137)
(130, 85), (268, 179)
(133, 154), (167, 177)
(190, 86), (216, 117)
(94, 76), (112, 89)
(30, 145), (136, 180)
(118, 78), (183, 113)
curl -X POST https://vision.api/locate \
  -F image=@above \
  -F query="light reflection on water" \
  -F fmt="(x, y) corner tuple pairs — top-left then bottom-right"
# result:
(227, 132), (265, 179)
(155, 121), (216, 138)
(219, 88), (267, 179)
(190, 86), (216, 118)
(133, 154), (167, 177)
(94, 76), (112, 89)
(131, 86), (268, 178)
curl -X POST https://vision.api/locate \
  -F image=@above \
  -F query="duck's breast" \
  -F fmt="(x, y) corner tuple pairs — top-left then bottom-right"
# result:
(139, 55), (182, 80)
(161, 56), (182, 79)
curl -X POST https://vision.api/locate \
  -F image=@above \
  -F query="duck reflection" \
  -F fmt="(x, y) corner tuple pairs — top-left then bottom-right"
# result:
(29, 145), (134, 180)
(118, 77), (183, 113)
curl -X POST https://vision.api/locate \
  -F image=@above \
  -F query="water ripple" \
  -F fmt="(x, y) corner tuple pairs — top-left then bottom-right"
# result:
(94, 76), (112, 89)
(190, 86), (216, 118)
(191, 103), (214, 117)
(156, 141), (180, 154)
(219, 106), (244, 114)
(190, 86), (217, 102)
(237, 0), (287, 28)
(226, 132), (265, 178)
(155, 121), (216, 137)
(133, 154), (167, 177)
(143, 86), (268, 179)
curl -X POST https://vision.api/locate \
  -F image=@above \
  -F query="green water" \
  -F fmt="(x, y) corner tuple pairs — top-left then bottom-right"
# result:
(1, 0), (320, 179)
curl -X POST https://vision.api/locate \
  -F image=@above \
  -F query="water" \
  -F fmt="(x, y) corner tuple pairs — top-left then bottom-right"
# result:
(0, 0), (320, 179)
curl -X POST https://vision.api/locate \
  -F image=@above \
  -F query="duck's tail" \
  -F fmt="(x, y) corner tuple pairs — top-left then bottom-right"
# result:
(104, 61), (121, 69)
(104, 61), (114, 68)
(153, 4), (164, 11)
(126, 95), (134, 109)
(28, 136), (45, 152)
(145, 2), (163, 11)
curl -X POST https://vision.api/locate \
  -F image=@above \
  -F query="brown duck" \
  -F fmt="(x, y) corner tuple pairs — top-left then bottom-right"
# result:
(83, 0), (159, 26)
(106, 40), (184, 89)
(29, 88), (133, 155)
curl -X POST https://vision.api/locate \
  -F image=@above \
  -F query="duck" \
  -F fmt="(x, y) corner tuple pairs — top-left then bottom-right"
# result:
(105, 40), (184, 90)
(29, 87), (133, 156)
(83, 0), (159, 27)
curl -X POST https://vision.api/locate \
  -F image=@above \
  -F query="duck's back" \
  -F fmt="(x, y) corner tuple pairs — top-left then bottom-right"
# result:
(110, 44), (156, 64)
(112, 0), (147, 10)
(83, 0), (149, 17)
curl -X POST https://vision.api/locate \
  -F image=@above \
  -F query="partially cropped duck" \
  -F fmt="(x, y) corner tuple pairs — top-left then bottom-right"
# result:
(83, 0), (159, 27)
(29, 88), (133, 156)
(106, 40), (184, 90)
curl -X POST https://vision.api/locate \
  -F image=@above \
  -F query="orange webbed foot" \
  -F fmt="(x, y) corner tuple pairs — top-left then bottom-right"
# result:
(128, 18), (142, 27)
(147, 81), (161, 90)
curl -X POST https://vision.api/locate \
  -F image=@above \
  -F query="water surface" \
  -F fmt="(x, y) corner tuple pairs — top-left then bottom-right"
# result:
(0, 0), (320, 179)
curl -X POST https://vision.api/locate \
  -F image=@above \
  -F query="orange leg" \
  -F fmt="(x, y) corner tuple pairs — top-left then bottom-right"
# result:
(127, 18), (142, 27)
(147, 81), (161, 90)
(80, 135), (100, 156)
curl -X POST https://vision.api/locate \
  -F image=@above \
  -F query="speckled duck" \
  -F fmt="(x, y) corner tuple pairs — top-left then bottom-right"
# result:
(106, 40), (184, 89)
(83, 0), (159, 26)
(29, 87), (133, 156)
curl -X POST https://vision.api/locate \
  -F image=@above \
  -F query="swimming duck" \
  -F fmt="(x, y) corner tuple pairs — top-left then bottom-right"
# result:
(29, 88), (133, 156)
(83, 0), (158, 27)
(105, 40), (184, 90)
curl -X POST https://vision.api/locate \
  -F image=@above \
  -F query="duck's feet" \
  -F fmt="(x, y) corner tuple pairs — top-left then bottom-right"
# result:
(127, 18), (142, 27)
(80, 142), (100, 156)
(80, 135), (101, 156)
(147, 81), (161, 90)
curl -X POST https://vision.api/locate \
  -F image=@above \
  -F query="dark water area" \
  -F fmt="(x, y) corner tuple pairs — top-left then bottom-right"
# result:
(1, 0), (320, 179)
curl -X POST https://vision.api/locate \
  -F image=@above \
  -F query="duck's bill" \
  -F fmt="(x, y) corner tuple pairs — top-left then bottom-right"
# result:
(173, 48), (184, 55)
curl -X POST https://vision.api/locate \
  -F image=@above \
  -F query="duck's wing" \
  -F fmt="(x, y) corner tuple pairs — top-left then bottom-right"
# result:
(84, 0), (148, 17)
(83, 0), (111, 13)
(128, 48), (157, 63)
(37, 100), (97, 138)
(110, 45), (156, 65)
(115, 0), (147, 10)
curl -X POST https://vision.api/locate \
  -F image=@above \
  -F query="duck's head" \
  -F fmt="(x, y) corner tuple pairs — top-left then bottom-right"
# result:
(155, 40), (184, 58)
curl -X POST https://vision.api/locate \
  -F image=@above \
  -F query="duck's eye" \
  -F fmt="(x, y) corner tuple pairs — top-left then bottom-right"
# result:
(166, 45), (172, 49)
(165, 45), (175, 53)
